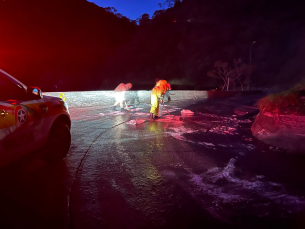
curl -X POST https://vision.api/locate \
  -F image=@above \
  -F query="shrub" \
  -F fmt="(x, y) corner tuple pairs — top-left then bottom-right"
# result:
(258, 82), (305, 115)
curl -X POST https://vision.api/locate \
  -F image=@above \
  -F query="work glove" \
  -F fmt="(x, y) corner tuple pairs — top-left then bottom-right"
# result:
(158, 97), (163, 103)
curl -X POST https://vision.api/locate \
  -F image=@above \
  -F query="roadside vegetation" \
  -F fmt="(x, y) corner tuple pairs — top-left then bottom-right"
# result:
(257, 83), (305, 115)
(207, 59), (254, 91)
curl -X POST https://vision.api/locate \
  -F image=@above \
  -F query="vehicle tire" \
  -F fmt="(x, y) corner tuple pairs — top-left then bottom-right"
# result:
(41, 122), (71, 163)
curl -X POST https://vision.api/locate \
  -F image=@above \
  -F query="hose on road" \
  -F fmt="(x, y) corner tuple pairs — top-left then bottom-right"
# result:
(67, 118), (130, 229)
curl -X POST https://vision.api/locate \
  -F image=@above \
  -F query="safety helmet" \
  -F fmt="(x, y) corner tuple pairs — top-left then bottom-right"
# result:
(126, 83), (132, 89)
(156, 80), (167, 87)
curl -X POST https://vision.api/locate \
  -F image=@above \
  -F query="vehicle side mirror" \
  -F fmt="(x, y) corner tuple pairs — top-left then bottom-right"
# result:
(27, 86), (43, 99)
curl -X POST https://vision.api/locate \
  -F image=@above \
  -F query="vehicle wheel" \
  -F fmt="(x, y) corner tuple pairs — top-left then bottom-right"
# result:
(41, 122), (71, 163)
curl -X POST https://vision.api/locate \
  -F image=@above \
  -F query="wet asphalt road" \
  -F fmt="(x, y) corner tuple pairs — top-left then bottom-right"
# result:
(1, 94), (305, 229)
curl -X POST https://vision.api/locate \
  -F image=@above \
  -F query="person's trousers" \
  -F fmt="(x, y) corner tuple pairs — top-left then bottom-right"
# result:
(150, 94), (159, 116)
(113, 91), (125, 108)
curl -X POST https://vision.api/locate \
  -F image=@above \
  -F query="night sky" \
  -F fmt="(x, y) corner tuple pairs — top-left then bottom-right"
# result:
(87, 0), (163, 20)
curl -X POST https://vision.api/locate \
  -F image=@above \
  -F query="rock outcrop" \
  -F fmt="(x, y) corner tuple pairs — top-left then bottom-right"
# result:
(251, 111), (305, 153)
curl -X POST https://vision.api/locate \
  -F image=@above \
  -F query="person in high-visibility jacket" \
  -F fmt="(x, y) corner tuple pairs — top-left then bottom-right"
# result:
(163, 83), (171, 101)
(113, 83), (132, 111)
(150, 79), (168, 120)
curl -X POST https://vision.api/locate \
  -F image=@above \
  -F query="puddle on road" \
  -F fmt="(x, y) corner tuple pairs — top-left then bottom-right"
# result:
(70, 104), (305, 224)
(125, 108), (305, 223)
(70, 105), (256, 152)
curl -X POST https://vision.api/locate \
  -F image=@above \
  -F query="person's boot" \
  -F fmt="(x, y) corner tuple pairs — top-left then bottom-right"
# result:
(149, 113), (154, 120)
(153, 115), (159, 120)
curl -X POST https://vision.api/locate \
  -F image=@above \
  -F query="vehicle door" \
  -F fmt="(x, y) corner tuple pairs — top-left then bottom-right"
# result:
(0, 73), (34, 165)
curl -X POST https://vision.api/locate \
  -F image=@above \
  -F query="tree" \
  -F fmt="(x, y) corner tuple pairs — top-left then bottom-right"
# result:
(207, 60), (232, 91)
(207, 59), (253, 91)
(105, 7), (117, 13)
(232, 59), (256, 91)
(232, 58), (246, 91)
(152, 9), (164, 19)
(138, 13), (150, 26)
(158, 0), (180, 10)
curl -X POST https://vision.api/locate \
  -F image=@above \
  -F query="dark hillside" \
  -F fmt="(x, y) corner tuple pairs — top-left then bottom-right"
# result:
(1, 0), (305, 91)
(114, 0), (305, 90)
(0, 0), (136, 91)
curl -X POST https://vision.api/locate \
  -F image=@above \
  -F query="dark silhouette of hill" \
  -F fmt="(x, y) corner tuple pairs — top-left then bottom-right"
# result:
(117, 0), (305, 90)
(0, 0), (136, 91)
(1, 0), (305, 91)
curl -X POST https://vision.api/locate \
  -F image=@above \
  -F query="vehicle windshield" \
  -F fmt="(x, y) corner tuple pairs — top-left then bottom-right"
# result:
(0, 69), (27, 90)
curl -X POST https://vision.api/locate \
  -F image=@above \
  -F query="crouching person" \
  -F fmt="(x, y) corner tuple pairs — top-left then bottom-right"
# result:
(150, 79), (168, 120)
(113, 83), (132, 111)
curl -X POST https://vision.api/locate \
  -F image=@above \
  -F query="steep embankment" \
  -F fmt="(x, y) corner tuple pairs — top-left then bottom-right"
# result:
(0, 0), (136, 91)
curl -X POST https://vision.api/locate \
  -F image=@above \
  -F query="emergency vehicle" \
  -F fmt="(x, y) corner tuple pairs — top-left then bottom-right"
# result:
(0, 69), (71, 166)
